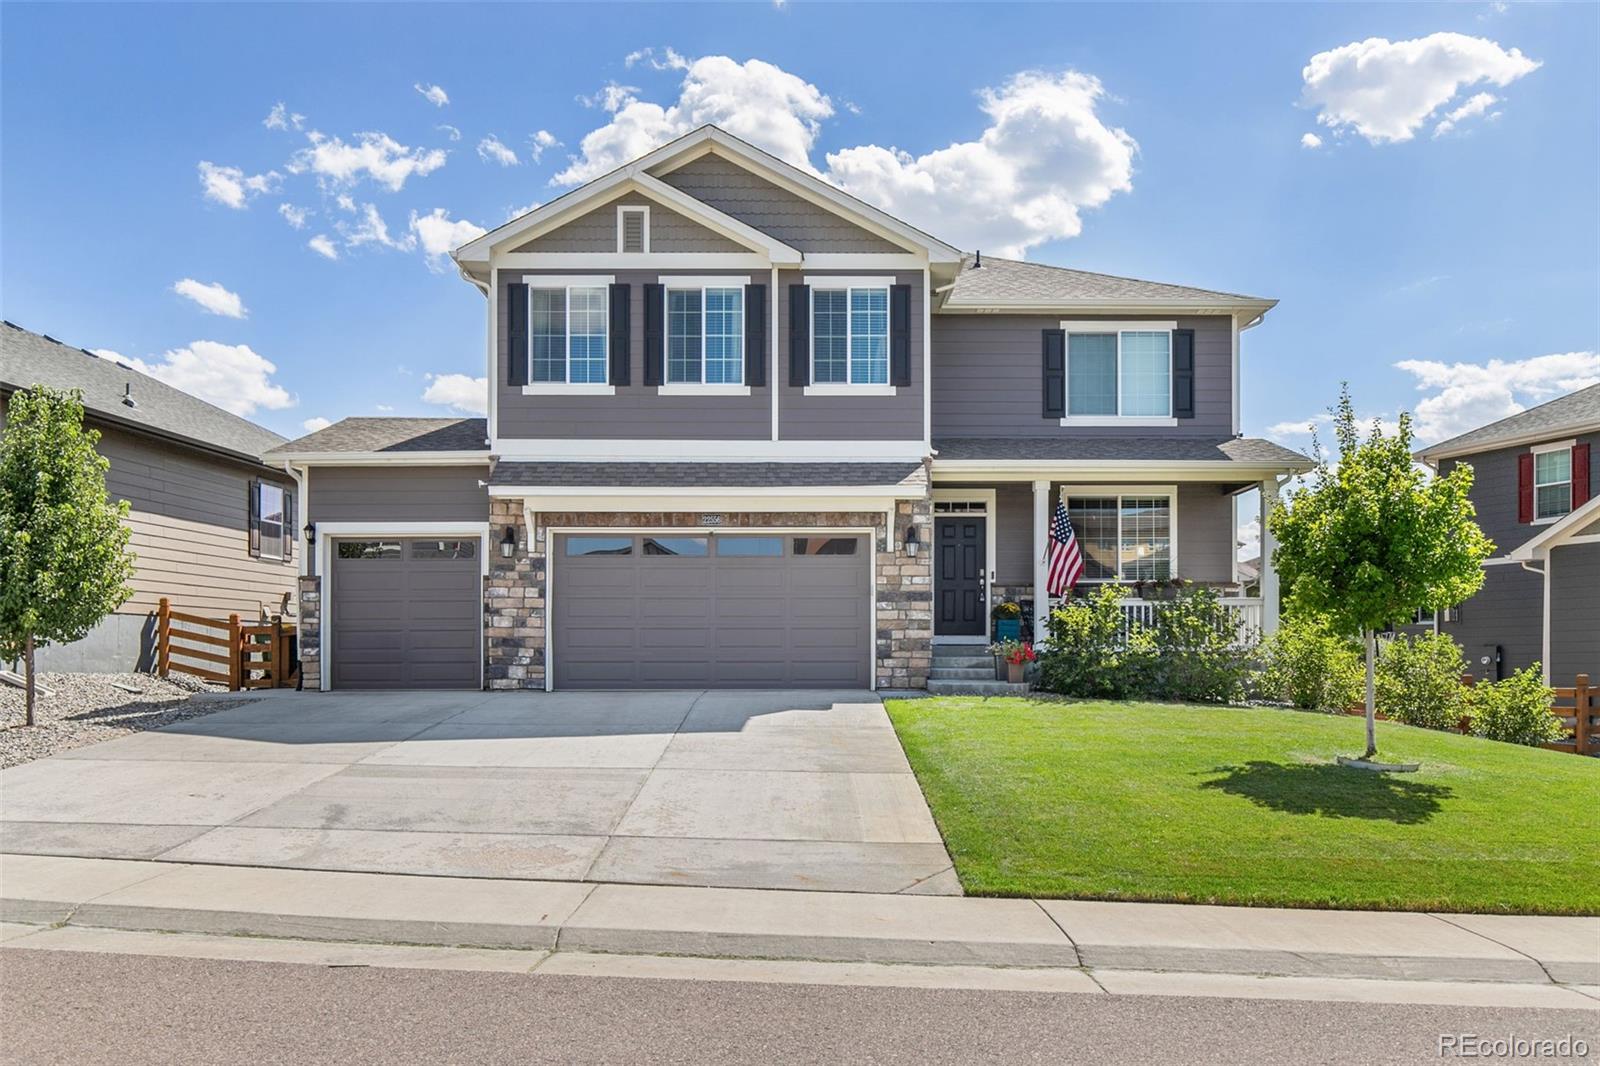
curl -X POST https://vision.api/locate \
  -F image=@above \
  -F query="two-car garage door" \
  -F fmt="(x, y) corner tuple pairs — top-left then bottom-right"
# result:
(552, 533), (872, 689)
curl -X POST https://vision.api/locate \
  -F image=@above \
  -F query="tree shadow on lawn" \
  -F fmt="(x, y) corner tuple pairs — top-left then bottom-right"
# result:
(1199, 761), (1454, 825)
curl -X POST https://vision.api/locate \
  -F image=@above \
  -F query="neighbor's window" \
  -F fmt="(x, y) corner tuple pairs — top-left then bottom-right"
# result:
(812, 286), (888, 385)
(1065, 494), (1172, 582)
(258, 483), (285, 561)
(642, 536), (708, 557)
(566, 536), (633, 556)
(411, 540), (476, 560)
(337, 541), (402, 560)
(667, 286), (743, 385)
(1534, 449), (1572, 520)
(529, 285), (608, 385)
(1065, 330), (1171, 419)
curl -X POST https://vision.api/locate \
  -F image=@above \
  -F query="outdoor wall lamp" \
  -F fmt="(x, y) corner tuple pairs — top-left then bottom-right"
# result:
(303, 522), (316, 549)
(904, 525), (920, 557)
(499, 525), (518, 559)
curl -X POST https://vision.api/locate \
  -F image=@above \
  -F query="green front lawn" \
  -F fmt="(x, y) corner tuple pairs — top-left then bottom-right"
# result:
(885, 697), (1600, 914)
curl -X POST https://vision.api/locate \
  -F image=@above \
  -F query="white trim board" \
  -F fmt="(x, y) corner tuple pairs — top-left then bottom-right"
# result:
(492, 439), (930, 462)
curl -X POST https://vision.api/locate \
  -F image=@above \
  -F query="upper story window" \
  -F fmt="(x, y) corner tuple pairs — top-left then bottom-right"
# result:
(248, 479), (292, 563)
(666, 283), (744, 386)
(1534, 447), (1572, 520)
(617, 206), (649, 253)
(1066, 327), (1172, 421)
(1064, 491), (1173, 583)
(812, 284), (889, 386)
(529, 284), (609, 385)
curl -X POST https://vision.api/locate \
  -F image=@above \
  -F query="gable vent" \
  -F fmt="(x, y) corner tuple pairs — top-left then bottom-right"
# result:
(619, 207), (647, 253)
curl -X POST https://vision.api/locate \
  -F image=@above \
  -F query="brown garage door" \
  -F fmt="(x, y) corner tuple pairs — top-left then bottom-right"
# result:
(329, 537), (481, 689)
(553, 533), (871, 689)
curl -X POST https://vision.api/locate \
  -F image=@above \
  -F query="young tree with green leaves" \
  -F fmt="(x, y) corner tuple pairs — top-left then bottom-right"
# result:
(1268, 387), (1492, 760)
(0, 386), (135, 725)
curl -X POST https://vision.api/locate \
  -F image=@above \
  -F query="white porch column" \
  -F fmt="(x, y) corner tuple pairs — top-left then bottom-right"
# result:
(1032, 479), (1051, 643)
(1259, 478), (1281, 636)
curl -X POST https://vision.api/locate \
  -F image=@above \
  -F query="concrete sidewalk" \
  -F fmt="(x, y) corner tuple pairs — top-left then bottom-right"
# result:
(3, 854), (1595, 989)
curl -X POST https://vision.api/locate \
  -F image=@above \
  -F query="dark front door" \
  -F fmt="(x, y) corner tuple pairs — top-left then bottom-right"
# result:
(935, 517), (986, 637)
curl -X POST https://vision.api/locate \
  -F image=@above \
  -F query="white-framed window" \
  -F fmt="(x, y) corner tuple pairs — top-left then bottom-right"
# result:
(1063, 490), (1175, 583)
(521, 276), (613, 393)
(617, 205), (649, 253)
(665, 283), (744, 386)
(809, 278), (891, 389)
(1533, 446), (1572, 521)
(255, 482), (285, 561)
(1061, 321), (1175, 424)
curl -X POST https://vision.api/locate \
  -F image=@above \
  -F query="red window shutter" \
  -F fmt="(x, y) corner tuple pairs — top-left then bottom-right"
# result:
(1517, 453), (1534, 524)
(1573, 442), (1592, 507)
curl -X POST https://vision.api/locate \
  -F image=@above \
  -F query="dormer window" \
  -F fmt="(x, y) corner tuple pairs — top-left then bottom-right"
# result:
(617, 206), (649, 253)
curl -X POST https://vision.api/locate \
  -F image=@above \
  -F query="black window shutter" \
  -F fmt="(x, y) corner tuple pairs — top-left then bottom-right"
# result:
(1172, 328), (1195, 419)
(889, 284), (912, 387)
(1042, 329), (1066, 419)
(506, 282), (529, 387)
(643, 283), (664, 386)
(609, 283), (631, 386)
(247, 479), (262, 558)
(282, 488), (295, 563)
(788, 284), (810, 388)
(744, 284), (767, 387)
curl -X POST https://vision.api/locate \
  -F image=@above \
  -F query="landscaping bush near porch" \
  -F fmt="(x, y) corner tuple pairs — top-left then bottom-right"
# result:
(885, 696), (1600, 914)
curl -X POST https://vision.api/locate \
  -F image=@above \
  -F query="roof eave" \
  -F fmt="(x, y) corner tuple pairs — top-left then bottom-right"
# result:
(937, 298), (1277, 317)
(262, 451), (494, 466)
(929, 457), (1313, 479)
(1417, 420), (1600, 464)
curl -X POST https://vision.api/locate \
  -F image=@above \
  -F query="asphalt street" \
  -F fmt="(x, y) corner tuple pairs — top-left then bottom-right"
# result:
(4, 949), (1595, 1065)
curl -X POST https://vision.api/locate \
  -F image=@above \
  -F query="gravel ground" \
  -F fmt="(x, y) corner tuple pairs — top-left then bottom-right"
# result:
(0, 672), (255, 769)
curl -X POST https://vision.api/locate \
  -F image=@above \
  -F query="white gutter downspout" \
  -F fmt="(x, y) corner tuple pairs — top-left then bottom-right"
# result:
(281, 462), (309, 578)
(1520, 558), (1550, 684)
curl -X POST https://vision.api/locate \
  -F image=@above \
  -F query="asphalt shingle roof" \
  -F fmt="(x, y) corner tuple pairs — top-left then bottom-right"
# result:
(490, 461), (926, 489)
(1, 322), (286, 462)
(940, 256), (1273, 311)
(264, 417), (490, 457)
(1418, 384), (1600, 459)
(933, 436), (1311, 467)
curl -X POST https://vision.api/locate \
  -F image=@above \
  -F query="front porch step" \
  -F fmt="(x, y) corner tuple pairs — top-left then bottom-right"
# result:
(925, 679), (1033, 697)
(927, 655), (995, 671)
(928, 667), (1001, 681)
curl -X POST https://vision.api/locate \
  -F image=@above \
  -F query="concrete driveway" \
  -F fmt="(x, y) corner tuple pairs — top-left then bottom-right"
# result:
(0, 690), (958, 895)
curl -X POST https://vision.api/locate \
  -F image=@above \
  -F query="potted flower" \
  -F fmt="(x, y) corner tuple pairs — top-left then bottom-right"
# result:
(991, 601), (1023, 642)
(1134, 577), (1185, 601)
(988, 639), (1037, 683)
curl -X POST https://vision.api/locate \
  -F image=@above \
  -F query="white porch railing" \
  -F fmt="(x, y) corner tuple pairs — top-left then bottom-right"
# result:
(1038, 594), (1264, 647)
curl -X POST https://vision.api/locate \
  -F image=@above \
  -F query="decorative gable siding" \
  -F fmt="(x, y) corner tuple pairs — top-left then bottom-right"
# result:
(930, 313), (1235, 438)
(512, 192), (747, 254)
(657, 153), (905, 254)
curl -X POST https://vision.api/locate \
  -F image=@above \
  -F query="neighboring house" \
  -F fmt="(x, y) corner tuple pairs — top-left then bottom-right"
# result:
(1417, 385), (1599, 685)
(264, 125), (1310, 693)
(0, 323), (299, 671)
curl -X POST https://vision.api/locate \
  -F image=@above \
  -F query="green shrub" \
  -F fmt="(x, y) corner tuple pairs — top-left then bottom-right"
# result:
(1260, 613), (1364, 711)
(1467, 666), (1563, 747)
(1375, 633), (1468, 730)
(1146, 585), (1257, 704)
(1039, 585), (1152, 699)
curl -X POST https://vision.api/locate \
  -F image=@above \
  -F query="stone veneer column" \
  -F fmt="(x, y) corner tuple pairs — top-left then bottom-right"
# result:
(485, 498), (546, 690)
(297, 575), (321, 691)
(876, 494), (934, 689)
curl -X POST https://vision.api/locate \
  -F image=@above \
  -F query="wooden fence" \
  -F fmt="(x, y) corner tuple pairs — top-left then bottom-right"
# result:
(157, 597), (297, 691)
(1543, 674), (1597, 756)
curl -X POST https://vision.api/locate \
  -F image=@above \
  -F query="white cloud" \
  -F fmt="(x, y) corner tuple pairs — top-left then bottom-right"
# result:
(477, 135), (519, 166)
(624, 46), (690, 72)
(409, 208), (488, 268)
(197, 161), (280, 209)
(307, 234), (339, 260)
(375, 404), (395, 413)
(504, 201), (541, 222)
(335, 193), (357, 212)
(127, 341), (293, 416)
(577, 82), (644, 114)
(1300, 32), (1540, 144)
(301, 416), (333, 433)
(557, 56), (833, 183)
(264, 103), (304, 131)
(1236, 517), (1260, 563)
(172, 278), (247, 319)
(422, 373), (488, 415)
(277, 203), (310, 229)
(414, 82), (449, 108)
(1300, 132), (1323, 149)
(1433, 91), (1500, 137)
(437, 123), (462, 142)
(338, 202), (415, 252)
(288, 130), (448, 192)
(529, 129), (558, 162)
(1394, 351), (1600, 442)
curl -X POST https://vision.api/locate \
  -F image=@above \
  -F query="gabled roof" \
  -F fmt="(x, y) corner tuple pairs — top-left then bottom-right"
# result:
(264, 417), (489, 460)
(454, 125), (964, 265)
(938, 256), (1276, 316)
(0, 321), (285, 465)
(1510, 493), (1600, 560)
(933, 435), (1310, 468)
(1416, 384), (1600, 463)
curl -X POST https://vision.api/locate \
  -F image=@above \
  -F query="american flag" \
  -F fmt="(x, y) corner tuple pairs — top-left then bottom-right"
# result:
(1047, 501), (1084, 596)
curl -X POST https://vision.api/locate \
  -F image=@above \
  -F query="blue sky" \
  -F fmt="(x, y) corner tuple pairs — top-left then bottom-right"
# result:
(3, 1), (1597, 452)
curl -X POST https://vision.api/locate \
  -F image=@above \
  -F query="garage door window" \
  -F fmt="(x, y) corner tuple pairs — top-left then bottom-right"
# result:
(716, 536), (783, 557)
(793, 537), (859, 556)
(412, 540), (477, 560)
(337, 541), (402, 560)
(567, 536), (633, 556)
(643, 536), (708, 556)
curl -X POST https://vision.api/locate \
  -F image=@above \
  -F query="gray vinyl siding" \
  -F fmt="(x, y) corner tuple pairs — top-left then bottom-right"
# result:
(1440, 431), (1600, 557)
(1549, 542), (1600, 683)
(308, 465), (489, 524)
(657, 153), (905, 254)
(994, 483), (1033, 584)
(496, 268), (770, 440)
(512, 192), (746, 254)
(775, 268), (925, 442)
(96, 425), (298, 617)
(1439, 564), (1545, 680)
(930, 314), (1235, 438)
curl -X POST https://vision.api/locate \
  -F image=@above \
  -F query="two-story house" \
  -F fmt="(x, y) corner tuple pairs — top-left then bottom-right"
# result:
(1417, 384), (1599, 685)
(263, 126), (1310, 693)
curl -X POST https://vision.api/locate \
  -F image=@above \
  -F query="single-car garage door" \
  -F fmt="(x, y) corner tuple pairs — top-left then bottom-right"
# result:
(553, 533), (871, 689)
(329, 537), (481, 689)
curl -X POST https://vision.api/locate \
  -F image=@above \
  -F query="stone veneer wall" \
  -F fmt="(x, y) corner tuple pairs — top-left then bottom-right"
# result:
(485, 497), (933, 691)
(297, 575), (321, 690)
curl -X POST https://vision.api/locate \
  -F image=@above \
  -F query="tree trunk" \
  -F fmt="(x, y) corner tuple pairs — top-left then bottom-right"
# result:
(1363, 628), (1377, 759)
(24, 633), (36, 728)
